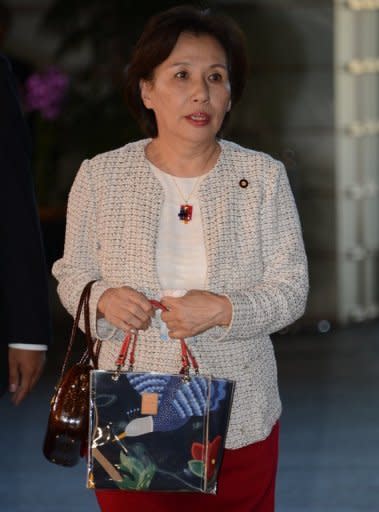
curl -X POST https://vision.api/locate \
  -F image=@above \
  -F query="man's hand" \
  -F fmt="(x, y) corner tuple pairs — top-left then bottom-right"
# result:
(8, 348), (46, 405)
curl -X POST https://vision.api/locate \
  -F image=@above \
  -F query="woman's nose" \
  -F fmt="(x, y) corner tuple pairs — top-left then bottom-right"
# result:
(191, 78), (210, 103)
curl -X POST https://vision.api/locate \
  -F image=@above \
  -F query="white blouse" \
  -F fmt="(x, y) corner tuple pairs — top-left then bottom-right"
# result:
(149, 163), (210, 340)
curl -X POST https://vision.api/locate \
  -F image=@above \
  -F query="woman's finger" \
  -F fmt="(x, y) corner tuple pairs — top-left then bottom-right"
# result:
(121, 323), (138, 334)
(123, 301), (153, 324)
(119, 287), (154, 316)
(113, 308), (152, 331)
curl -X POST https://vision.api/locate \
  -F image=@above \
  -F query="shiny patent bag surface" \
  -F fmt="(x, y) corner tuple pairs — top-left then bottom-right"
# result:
(43, 281), (100, 467)
(87, 302), (235, 494)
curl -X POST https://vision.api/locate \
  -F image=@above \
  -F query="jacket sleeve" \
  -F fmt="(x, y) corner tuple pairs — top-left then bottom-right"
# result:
(0, 54), (51, 346)
(52, 160), (118, 340)
(208, 161), (308, 342)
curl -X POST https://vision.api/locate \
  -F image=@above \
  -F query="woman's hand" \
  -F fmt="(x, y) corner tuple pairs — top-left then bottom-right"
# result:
(97, 286), (154, 332)
(160, 290), (232, 339)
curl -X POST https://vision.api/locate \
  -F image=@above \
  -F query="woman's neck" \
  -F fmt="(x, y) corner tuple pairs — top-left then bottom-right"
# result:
(145, 138), (221, 177)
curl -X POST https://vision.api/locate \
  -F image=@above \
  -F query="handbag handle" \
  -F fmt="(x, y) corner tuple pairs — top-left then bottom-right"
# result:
(58, 281), (100, 384)
(113, 300), (199, 381)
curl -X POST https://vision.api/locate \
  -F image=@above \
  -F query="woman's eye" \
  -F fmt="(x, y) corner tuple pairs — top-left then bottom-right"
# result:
(209, 72), (223, 82)
(175, 71), (188, 79)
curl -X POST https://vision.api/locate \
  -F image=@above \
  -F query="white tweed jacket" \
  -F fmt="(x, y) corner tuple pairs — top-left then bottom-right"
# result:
(52, 138), (308, 449)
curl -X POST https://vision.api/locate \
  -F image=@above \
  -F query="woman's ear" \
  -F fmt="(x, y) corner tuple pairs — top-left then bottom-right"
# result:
(226, 99), (232, 112)
(140, 79), (152, 108)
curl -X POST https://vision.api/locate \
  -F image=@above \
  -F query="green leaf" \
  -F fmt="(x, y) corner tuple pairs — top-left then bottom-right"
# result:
(188, 459), (204, 478)
(118, 448), (156, 490)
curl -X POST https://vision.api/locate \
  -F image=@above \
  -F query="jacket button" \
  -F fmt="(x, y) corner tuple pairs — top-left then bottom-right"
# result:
(239, 179), (248, 188)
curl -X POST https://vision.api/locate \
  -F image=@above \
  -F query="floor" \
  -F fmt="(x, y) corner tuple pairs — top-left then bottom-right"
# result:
(1, 297), (378, 511)
(275, 322), (379, 512)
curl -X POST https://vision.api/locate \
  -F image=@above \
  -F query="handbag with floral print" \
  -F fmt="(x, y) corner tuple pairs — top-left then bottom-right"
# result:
(87, 302), (235, 494)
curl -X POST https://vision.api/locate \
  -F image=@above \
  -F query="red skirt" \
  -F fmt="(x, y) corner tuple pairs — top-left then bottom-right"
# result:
(96, 422), (279, 512)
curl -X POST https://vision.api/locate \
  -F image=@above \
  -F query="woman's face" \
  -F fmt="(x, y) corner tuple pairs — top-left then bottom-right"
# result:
(140, 32), (231, 145)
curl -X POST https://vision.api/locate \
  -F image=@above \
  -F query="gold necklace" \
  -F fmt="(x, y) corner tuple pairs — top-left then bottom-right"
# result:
(172, 176), (202, 224)
(146, 142), (220, 223)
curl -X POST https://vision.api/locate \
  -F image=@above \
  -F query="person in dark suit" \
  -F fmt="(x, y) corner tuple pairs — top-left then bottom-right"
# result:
(0, 53), (51, 405)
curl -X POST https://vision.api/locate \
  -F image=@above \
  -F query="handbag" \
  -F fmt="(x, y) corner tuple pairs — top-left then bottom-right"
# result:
(87, 301), (235, 494)
(43, 281), (101, 467)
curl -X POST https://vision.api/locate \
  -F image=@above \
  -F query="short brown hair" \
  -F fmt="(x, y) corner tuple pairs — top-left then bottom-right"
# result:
(125, 5), (248, 138)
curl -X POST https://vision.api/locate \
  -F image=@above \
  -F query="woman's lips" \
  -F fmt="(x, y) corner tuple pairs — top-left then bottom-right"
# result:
(185, 112), (211, 126)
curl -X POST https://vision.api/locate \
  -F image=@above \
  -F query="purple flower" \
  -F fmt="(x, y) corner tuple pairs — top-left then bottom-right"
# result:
(25, 67), (70, 120)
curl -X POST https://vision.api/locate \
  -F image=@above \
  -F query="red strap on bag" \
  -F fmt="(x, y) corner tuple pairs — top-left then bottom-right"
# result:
(114, 300), (199, 376)
(115, 333), (133, 368)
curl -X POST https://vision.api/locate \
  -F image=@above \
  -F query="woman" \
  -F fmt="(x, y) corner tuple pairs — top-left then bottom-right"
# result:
(53, 5), (308, 511)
